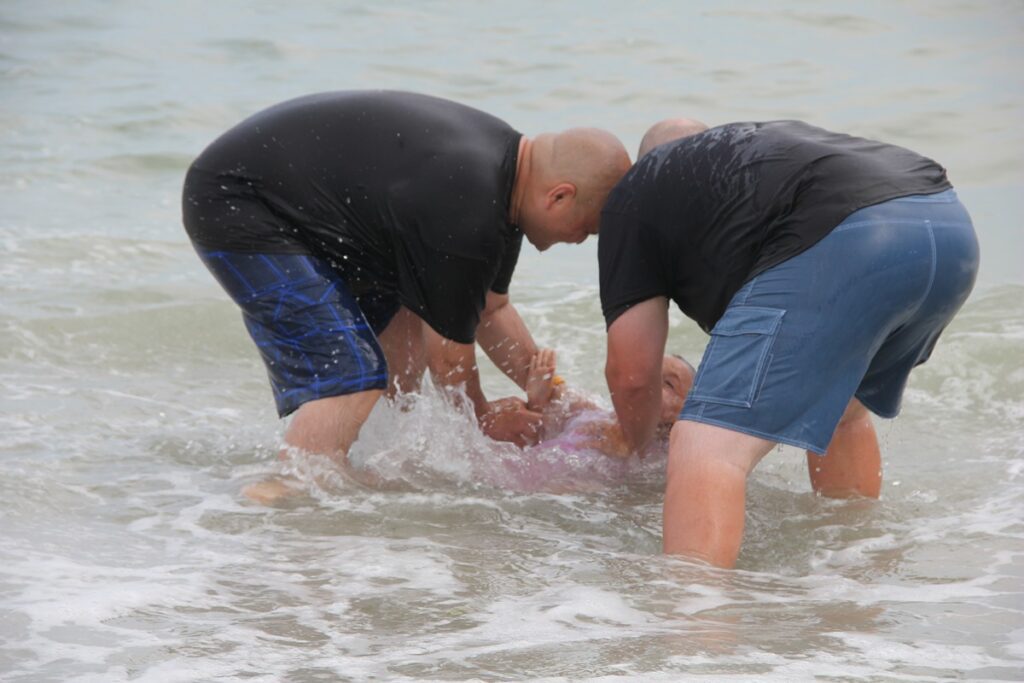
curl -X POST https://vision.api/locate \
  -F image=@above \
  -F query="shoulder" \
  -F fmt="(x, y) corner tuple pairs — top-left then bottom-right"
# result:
(369, 90), (518, 143)
(746, 119), (863, 148)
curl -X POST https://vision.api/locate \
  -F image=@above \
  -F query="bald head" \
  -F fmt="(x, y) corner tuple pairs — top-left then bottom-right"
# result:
(638, 118), (709, 158)
(513, 127), (631, 250)
(541, 127), (631, 209)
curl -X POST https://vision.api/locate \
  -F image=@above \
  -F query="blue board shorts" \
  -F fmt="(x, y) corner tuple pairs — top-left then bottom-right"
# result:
(197, 251), (396, 417)
(679, 189), (979, 454)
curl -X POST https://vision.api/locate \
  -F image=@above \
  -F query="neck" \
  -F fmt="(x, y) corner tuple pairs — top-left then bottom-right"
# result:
(509, 136), (532, 226)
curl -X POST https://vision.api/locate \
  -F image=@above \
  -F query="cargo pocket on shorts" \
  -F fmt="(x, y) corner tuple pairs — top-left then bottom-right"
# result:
(689, 306), (785, 409)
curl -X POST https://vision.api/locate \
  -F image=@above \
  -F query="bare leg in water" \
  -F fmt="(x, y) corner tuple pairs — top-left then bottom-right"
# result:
(243, 307), (426, 504)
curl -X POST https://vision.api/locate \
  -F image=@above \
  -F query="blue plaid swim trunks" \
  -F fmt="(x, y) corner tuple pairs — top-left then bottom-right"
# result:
(197, 251), (395, 416)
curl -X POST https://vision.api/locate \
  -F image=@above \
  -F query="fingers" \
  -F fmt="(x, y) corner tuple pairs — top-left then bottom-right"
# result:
(538, 347), (556, 379)
(487, 396), (527, 413)
(526, 349), (556, 410)
(516, 407), (544, 447)
(528, 348), (556, 380)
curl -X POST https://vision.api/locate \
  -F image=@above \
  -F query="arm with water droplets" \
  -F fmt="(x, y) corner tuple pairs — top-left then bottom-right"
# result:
(423, 323), (542, 447)
(605, 297), (669, 454)
(476, 290), (539, 391)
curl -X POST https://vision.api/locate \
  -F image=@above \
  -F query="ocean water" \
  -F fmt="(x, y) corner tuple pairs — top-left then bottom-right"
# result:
(2, 1), (1023, 681)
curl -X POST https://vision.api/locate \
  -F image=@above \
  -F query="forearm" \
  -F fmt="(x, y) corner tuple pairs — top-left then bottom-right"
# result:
(609, 381), (662, 452)
(476, 298), (538, 390)
(425, 335), (489, 419)
(604, 297), (670, 453)
(424, 324), (543, 447)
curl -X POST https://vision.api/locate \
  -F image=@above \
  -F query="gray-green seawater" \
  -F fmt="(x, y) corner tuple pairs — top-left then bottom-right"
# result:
(1, 1), (1022, 680)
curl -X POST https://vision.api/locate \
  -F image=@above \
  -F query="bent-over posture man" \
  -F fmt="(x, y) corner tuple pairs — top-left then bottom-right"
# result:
(182, 90), (630, 489)
(601, 118), (979, 567)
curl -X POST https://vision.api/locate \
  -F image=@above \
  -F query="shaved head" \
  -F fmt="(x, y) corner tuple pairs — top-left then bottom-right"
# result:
(544, 127), (632, 209)
(638, 118), (709, 158)
(511, 127), (630, 250)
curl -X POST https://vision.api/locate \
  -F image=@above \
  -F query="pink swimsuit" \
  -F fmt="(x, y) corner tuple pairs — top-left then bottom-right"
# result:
(483, 410), (649, 492)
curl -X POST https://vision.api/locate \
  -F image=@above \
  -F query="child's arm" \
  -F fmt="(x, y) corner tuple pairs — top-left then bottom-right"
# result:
(526, 349), (601, 440)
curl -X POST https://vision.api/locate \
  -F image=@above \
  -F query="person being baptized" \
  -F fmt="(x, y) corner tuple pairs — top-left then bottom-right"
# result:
(245, 349), (694, 503)
(524, 348), (695, 459)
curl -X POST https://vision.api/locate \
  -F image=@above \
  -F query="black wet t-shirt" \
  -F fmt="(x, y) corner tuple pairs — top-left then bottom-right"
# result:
(182, 90), (523, 344)
(599, 120), (952, 333)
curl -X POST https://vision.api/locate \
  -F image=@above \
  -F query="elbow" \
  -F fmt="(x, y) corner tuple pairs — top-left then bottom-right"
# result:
(605, 358), (647, 397)
(481, 302), (504, 321)
(481, 292), (509, 320)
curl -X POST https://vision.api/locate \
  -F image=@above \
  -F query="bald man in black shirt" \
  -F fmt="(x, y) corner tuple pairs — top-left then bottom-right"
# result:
(183, 91), (630, 497)
(600, 118), (978, 567)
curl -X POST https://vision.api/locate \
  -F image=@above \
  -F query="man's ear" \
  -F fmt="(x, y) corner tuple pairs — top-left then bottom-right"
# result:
(545, 182), (578, 209)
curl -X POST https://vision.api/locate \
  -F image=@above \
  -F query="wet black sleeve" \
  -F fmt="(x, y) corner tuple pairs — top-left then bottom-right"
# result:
(387, 136), (517, 343)
(397, 245), (496, 344)
(391, 198), (507, 344)
(599, 209), (669, 328)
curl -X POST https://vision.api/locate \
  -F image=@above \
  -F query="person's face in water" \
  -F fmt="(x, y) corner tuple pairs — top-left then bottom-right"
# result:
(659, 355), (695, 424)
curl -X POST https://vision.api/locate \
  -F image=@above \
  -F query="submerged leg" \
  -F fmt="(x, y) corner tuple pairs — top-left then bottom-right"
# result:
(282, 390), (384, 461)
(243, 390), (383, 504)
(664, 420), (775, 568)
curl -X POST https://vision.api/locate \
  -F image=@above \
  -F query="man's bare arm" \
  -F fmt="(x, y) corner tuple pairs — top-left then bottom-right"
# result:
(424, 325), (489, 417)
(423, 324), (542, 447)
(476, 291), (539, 391)
(605, 297), (669, 452)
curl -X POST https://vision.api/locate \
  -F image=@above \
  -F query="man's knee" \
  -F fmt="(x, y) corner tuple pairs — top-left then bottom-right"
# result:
(295, 390), (383, 424)
(285, 390), (384, 458)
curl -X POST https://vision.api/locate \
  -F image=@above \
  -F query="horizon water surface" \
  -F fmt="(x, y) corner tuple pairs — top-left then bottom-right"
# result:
(1, 1), (1023, 681)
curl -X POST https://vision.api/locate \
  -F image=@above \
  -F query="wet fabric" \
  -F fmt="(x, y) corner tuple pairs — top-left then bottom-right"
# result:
(679, 190), (979, 454)
(198, 250), (393, 417)
(183, 90), (523, 343)
(599, 120), (953, 332)
(540, 409), (614, 455)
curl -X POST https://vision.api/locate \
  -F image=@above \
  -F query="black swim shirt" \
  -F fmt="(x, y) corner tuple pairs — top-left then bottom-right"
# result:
(599, 120), (952, 333)
(182, 90), (523, 344)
